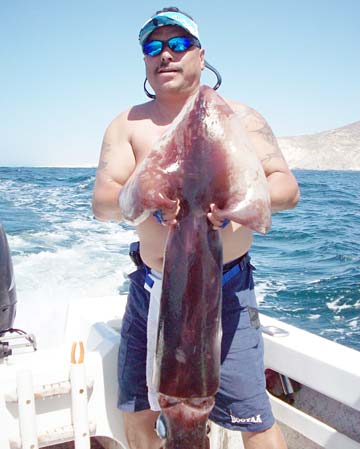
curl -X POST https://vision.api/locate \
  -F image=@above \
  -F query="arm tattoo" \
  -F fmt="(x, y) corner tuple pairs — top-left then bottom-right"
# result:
(98, 142), (111, 171)
(261, 152), (282, 164)
(235, 107), (278, 146)
(98, 159), (108, 170)
(234, 106), (282, 163)
(258, 123), (278, 146)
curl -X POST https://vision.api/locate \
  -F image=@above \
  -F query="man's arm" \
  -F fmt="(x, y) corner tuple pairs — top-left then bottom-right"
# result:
(92, 112), (136, 221)
(241, 106), (300, 213)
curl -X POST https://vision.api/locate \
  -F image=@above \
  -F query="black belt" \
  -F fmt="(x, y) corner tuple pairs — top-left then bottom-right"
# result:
(130, 241), (248, 273)
(223, 253), (248, 273)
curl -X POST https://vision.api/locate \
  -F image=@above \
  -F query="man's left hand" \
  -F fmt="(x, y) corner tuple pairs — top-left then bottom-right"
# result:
(207, 203), (230, 230)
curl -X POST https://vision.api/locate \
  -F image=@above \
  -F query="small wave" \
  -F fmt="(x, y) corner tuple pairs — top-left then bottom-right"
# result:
(327, 296), (357, 313)
(308, 314), (321, 320)
(348, 319), (358, 329)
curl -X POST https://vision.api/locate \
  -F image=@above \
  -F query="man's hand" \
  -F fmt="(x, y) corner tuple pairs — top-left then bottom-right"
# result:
(153, 201), (230, 229)
(207, 203), (230, 230)
(153, 195), (180, 226)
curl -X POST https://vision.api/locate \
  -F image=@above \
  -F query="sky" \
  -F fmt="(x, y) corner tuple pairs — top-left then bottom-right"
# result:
(1, 0), (359, 167)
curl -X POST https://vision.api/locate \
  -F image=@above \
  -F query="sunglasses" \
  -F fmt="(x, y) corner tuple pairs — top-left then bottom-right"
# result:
(142, 36), (201, 57)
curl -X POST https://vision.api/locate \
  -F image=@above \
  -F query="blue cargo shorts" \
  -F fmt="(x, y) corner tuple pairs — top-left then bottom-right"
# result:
(117, 245), (275, 432)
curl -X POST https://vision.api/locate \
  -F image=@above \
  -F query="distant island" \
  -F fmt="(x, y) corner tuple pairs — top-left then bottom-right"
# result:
(277, 121), (360, 170)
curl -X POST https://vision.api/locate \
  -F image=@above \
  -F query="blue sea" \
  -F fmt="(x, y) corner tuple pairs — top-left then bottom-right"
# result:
(0, 167), (359, 351)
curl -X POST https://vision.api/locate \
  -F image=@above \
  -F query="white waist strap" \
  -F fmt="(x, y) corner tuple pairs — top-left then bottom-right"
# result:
(145, 270), (162, 411)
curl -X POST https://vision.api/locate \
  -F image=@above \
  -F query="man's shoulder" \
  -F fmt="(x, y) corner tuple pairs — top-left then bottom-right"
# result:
(113, 101), (152, 122)
(224, 98), (268, 133)
(107, 101), (154, 130)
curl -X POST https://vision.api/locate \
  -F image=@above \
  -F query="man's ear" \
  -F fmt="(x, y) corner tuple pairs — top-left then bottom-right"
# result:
(200, 48), (205, 70)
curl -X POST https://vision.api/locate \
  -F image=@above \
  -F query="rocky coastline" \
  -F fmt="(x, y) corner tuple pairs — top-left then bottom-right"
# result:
(277, 121), (360, 171)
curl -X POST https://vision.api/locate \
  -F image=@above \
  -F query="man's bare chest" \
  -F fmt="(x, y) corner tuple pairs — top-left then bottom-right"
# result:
(130, 120), (169, 166)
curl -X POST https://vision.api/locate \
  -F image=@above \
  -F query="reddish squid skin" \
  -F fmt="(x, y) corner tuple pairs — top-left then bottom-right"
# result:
(155, 89), (233, 400)
(159, 395), (214, 449)
(154, 89), (232, 448)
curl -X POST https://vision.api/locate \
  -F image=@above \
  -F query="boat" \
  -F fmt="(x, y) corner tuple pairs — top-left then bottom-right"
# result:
(1, 225), (360, 449)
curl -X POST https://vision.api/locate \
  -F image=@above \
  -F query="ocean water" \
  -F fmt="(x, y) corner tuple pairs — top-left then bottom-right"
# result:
(0, 167), (359, 351)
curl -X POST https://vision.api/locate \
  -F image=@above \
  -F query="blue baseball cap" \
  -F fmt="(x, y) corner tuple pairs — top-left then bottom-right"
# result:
(139, 10), (201, 46)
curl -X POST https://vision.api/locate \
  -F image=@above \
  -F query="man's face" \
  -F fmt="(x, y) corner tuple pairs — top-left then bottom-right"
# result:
(144, 25), (205, 98)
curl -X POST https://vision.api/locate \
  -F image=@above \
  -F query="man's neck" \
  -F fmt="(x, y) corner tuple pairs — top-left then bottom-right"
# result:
(153, 86), (200, 124)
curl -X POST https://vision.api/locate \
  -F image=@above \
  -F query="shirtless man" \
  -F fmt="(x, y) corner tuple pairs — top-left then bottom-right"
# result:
(92, 7), (299, 449)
